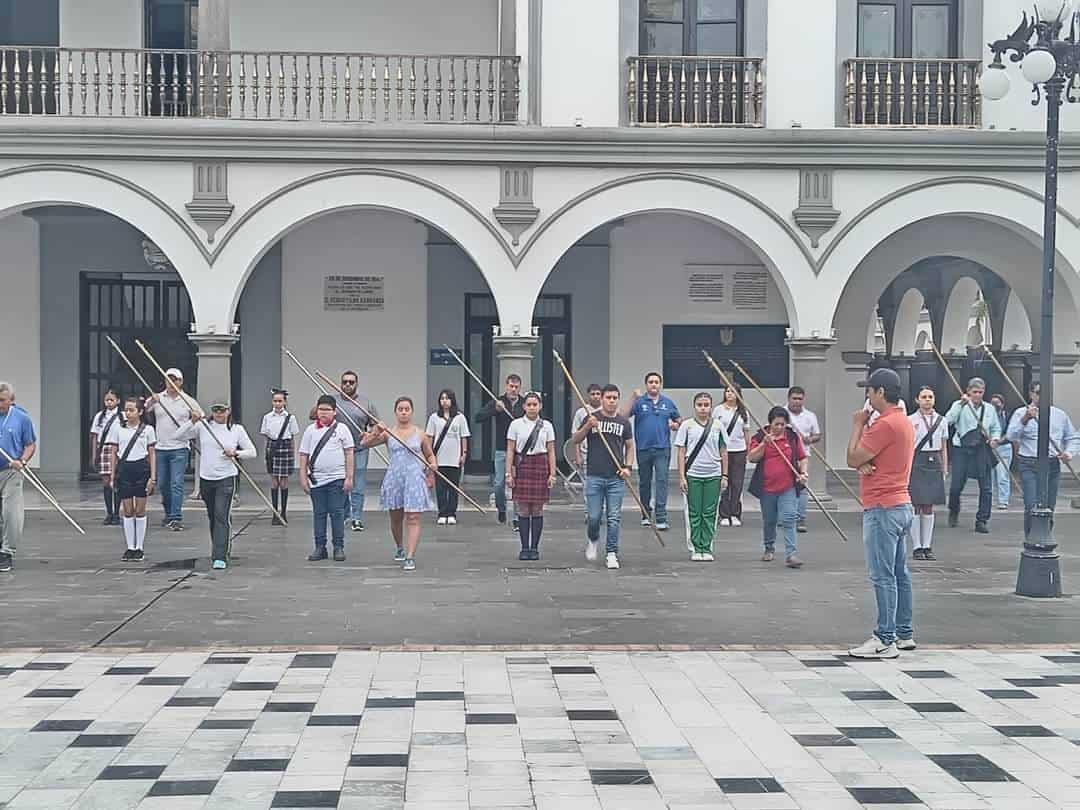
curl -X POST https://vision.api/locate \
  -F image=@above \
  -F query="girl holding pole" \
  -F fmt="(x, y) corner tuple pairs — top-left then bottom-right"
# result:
(506, 392), (557, 561)
(676, 392), (728, 561)
(105, 396), (156, 562)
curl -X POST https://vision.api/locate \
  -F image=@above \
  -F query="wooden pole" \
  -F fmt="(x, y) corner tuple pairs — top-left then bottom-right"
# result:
(703, 350), (849, 543)
(0, 448), (86, 535)
(728, 358), (864, 507)
(133, 339), (288, 527)
(105, 335), (181, 429)
(928, 341), (1023, 493)
(314, 370), (489, 516)
(442, 344), (501, 403)
(552, 348), (666, 548)
(280, 346), (390, 467)
(980, 343), (1080, 487)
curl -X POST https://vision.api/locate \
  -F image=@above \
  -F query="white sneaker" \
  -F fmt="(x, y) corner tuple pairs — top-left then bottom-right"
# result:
(606, 552), (620, 570)
(585, 540), (599, 562)
(690, 552), (703, 561)
(848, 636), (899, 659)
(447, 516), (457, 525)
(731, 517), (742, 527)
(896, 637), (917, 651)
(702, 552), (715, 562)
(719, 518), (731, 527)
(437, 517), (447, 526)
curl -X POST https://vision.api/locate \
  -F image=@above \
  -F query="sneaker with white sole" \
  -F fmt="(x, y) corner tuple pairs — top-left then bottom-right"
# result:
(848, 635), (899, 659)
(437, 517), (447, 526)
(690, 552), (703, 561)
(403, 558), (416, 571)
(393, 547), (407, 562)
(731, 517), (742, 527)
(640, 516), (651, 527)
(702, 552), (715, 562)
(895, 637), (917, 651)
(447, 516), (457, 525)
(584, 540), (599, 562)
(718, 518), (731, 527)
(605, 552), (620, 570)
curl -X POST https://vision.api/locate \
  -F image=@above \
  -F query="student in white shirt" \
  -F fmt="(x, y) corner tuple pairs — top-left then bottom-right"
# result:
(90, 388), (122, 525)
(713, 383), (751, 527)
(786, 386), (821, 533)
(145, 367), (200, 531)
(105, 397), (157, 562)
(179, 402), (257, 570)
(676, 392), (729, 562)
(907, 386), (948, 561)
(505, 392), (557, 561)
(299, 395), (356, 564)
(260, 388), (300, 526)
(425, 389), (471, 526)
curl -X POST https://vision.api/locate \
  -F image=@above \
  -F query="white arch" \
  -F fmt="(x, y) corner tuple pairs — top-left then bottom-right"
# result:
(0, 164), (212, 320)
(210, 170), (516, 329)
(512, 176), (817, 332)
(1001, 290), (1033, 351)
(941, 277), (983, 352)
(892, 287), (926, 355)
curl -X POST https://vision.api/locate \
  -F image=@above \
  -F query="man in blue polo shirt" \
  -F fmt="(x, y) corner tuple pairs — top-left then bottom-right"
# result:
(0, 381), (38, 572)
(623, 372), (681, 530)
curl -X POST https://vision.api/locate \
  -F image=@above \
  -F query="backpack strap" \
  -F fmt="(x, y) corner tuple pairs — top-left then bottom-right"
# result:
(118, 424), (147, 464)
(432, 415), (455, 455)
(684, 421), (714, 472)
(307, 422), (339, 485)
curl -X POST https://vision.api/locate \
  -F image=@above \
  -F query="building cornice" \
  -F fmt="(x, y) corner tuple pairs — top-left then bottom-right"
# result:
(1, 120), (1079, 170)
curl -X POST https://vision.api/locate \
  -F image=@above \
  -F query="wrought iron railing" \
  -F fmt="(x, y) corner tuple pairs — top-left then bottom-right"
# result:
(0, 46), (521, 123)
(844, 58), (982, 127)
(627, 55), (764, 126)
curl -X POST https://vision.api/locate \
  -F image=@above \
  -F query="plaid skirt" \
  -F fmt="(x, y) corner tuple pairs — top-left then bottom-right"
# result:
(265, 438), (295, 477)
(95, 445), (114, 478)
(513, 453), (550, 505)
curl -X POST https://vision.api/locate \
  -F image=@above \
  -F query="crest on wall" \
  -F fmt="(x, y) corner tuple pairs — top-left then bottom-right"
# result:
(719, 328), (735, 346)
(142, 239), (173, 273)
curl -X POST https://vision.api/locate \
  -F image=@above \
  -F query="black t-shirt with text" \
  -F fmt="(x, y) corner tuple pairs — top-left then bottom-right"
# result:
(586, 413), (633, 478)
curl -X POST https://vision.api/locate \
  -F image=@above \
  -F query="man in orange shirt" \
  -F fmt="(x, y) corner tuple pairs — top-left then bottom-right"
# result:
(846, 368), (916, 659)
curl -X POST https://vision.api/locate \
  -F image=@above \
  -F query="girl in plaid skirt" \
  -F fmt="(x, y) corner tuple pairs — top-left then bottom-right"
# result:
(260, 389), (300, 526)
(89, 389), (122, 525)
(505, 392), (557, 561)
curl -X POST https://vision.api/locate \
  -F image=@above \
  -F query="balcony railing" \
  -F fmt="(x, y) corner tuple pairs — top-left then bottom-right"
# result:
(843, 58), (982, 127)
(627, 56), (763, 127)
(0, 46), (520, 123)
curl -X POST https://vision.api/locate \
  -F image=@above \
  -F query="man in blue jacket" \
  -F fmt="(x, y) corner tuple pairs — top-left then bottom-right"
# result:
(622, 372), (681, 530)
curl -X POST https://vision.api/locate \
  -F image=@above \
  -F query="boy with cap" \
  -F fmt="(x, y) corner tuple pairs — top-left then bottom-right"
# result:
(146, 367), (200, 531)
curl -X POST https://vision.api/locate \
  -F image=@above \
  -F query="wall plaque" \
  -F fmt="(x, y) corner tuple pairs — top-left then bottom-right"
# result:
(662, 324), (790, 389)
(324, 275), (384, 311)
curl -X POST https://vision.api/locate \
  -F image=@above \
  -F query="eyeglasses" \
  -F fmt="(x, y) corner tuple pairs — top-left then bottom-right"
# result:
(210, 405), (228, 413)
(341, 379), (357, 386)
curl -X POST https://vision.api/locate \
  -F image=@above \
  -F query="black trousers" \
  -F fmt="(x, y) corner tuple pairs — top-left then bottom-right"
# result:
(201, 476), (236, 562)
(948, 446), (992, 525)
(719, 450), (747, 520)
(436, 466), (461, 518)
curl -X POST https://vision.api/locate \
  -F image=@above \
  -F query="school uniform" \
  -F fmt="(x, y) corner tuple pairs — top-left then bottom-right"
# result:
(507, 416), (555, 506)
(104, 421), (157, 556)
(425, 412), (471, 519)
(908, 409), (948, 554)
(712, 403), (748, 522)
(91, 407), (122, 522)
(674, 417), (727, 556)
(260, 409), (300, 477)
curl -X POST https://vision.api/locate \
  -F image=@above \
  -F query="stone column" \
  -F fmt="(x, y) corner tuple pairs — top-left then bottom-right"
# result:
(998, 350), (1030, 411)
(197, 0), (230, 116)
(494, 335), (538, 392)
(787, 336), (837, 500)
(191, 333), (238, 412)
(892, 354), (913, 405)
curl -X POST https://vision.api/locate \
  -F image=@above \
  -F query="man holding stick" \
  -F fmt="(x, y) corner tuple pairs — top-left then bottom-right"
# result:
(146, 367), (199, 532)
(944, 377), (1002, 534)
(475, 374), (525, 528)
(0, 381), (36, 573)
(785, 386), (821, 534)
(622, 372), (681, 531)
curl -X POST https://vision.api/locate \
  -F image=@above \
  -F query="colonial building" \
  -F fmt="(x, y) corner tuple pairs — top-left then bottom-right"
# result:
(2, 0), (1078, 495)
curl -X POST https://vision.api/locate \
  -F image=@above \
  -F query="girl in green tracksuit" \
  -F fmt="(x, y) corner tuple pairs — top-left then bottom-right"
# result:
(676, 392), (729, 561)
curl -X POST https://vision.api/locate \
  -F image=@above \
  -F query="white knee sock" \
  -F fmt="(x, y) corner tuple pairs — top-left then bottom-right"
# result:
(909, 517), (922, 550)
(135, 517), (147, 551)
(122, 516), (136, 550)
(920, 514), (935, 549)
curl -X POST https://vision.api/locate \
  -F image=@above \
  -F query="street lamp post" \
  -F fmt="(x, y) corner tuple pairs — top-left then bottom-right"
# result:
(980, 0), (1078, 597)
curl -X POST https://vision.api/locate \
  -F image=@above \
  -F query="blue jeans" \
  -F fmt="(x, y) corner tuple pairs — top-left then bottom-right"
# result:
(636, 447), (671, 523)
(863, 505), (915, 646)
(157, 447), (189, 522)
(796, 487), (809, 524)
(994, 443), (1013, 506)
(1018, 456), (1061, 538)
(493, 450), (515, 519)
(346, 447), (369, 521)
(586, 475), (625, 554)
(760, 488), (798, 558)
(310, 479), (347, 550)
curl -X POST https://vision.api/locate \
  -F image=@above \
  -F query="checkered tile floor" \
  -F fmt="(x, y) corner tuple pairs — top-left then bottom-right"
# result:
(2, 649), (1080, 809)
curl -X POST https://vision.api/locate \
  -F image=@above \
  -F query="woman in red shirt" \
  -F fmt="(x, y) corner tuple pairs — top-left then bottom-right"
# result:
(748, 406), (809, 567)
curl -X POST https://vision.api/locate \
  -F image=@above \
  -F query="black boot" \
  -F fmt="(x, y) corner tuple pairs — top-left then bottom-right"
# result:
(103, 486), (115, 525)
(280, 489), (289, 524)
(529, 515), (544, 560)
(271, 489), (281, 526)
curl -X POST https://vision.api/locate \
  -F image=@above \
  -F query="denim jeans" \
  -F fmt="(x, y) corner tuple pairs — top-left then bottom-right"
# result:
(796, 487), (809, 524)
(1018, 456), (1061, 539)
(586, 475), (625, 554)
(493, 450), (515, 519)
(994, 443), (1013, 507)
(636, 447), (671, 523)
(862, 504), (915, 646)
(948, 446), (992, 524)
(310, 478), (347, 550)
(157, 447), (189, 522)
(760, 488), (798, 558)
(346, 447), (369, 521)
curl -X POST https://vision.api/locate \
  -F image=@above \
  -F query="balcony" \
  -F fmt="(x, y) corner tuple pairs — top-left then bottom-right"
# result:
(843, 58), (982, 128)
(0, 47), (520, 124)
(627, 56), (764, 127)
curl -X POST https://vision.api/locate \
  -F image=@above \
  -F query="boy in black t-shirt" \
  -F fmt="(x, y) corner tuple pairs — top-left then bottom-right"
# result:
(572, 384), (634, 569)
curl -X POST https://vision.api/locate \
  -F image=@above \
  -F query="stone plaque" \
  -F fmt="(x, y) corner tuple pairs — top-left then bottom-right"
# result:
(323, 275), (385, 312)
(662, 324), (790, 389)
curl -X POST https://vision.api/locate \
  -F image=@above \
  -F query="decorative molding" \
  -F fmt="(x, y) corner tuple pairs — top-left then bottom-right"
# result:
(493, 166), (539, 246)
(792, 169), (840, 248)
(185, 161), (234, 244)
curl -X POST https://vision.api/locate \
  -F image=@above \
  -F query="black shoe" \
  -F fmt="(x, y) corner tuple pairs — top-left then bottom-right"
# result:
(913, 548), (925, 560)
(497, 511), (507, 524)
(333, 548), (346, 562)
(122, 549), (135, 562)
(0, 552), (11, 572)
(134, 550), (145, 562)
(518, 549), (530, 561)
(350, 520), (364, 532)
(271, 516), (282, 526)
(948, 512), (959, 528)
(111, 515), (122, 526)
(160, 517), (171, 527)
(923, 547), (936, 561)
(512, 519), (519, 533)
(307, 548), (329, 562)
(529, 549), (540, 561)
(169, 521), (184, 532)
(103, 515), (114, 526)
(975, 522), (989, 534)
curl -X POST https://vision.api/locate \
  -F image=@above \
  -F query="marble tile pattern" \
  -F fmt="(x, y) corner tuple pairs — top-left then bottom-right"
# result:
(1, 648), (1080, 808)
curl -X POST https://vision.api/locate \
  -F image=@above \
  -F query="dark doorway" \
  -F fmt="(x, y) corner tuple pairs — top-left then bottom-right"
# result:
(0, 0), (59, 114)
(144, 0), (199, 116)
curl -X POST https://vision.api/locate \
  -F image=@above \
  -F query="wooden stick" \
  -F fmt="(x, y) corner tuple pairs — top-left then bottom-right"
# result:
(0, 448), (86, 535)
(105, 335), (181, 429)
(979, 343), (1080, 486)
(928, 341), (1023, 493)
(134, 339), (288, 528)
(314, 370), (489, 516)
(728, 359), (863, 507)
(553, 348), (666, 548)
(280, 347), (391, 467)
(442, 344), (502, 404)
(703, 350), (849, 543)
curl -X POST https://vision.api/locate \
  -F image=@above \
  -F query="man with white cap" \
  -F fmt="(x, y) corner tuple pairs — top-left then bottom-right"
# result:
(146, 367), (201, 531)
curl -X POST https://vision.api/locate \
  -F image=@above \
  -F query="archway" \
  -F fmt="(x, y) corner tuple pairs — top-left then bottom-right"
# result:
(891, 287), (928, 355)
(941, 276), (985, 353)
